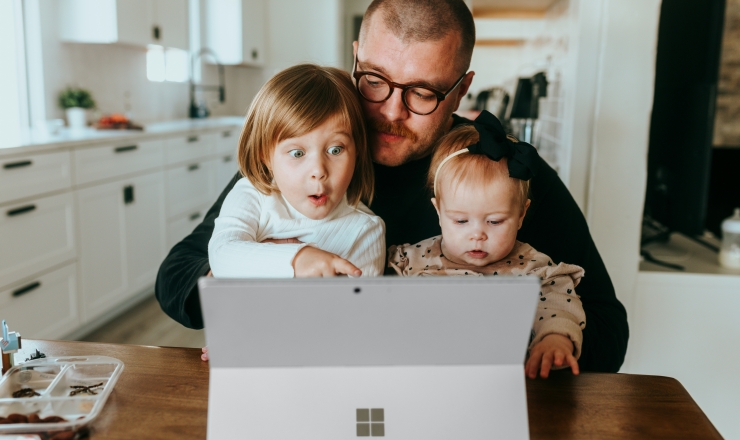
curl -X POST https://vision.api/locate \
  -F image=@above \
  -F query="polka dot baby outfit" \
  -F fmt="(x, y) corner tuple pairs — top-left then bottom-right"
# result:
(388, 235), (587, 359)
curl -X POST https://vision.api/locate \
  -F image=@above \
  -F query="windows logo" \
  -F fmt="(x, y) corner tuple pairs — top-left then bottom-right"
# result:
(356, 408), (384, 437)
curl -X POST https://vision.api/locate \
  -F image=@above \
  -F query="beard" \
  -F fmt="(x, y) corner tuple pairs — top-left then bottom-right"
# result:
(366, 116), (449, 167)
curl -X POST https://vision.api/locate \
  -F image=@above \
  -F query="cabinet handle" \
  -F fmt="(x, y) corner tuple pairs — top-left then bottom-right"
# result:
(251, 49), (258, 60)
(153, 25), (161, 40)
(190, 212), (202, 221)
(123, 185), (135, 204)
(223, 155), (232, 162)
(187, 136), (199, 143)
(12, 281), (41, 298)
(3, 160), (33, 169)
(222, 131), (231, 138)
(115, 145), (138, 153)
(7, 205), (36, 217)
(188, 164), (200, 171)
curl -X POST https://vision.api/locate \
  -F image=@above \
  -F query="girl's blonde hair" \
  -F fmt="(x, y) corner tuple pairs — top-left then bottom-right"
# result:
(428, 125), (530, 209)
(238, 64), (374, 205)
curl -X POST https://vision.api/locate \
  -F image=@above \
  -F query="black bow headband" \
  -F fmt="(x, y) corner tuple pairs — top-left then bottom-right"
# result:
(433, 110), (541, 195)
(468, 110), (540, 181)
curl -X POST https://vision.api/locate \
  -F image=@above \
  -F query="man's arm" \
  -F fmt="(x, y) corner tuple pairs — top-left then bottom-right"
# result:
(518, 159), (629, 372)
(155, 172), (241, 329)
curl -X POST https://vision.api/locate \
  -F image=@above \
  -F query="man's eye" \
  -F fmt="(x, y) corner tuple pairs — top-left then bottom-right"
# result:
(288, 149), (305, 158)
(411, 89), (436, 101)
(327, 146), (343, 156)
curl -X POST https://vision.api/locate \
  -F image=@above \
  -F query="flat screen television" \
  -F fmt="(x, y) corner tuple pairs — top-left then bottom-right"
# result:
(643, 0), (726, 239)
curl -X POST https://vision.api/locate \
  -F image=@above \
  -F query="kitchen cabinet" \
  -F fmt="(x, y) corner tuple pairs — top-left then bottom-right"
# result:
(0, 119), (241, 339)
(202, 0), (266, 66)
(0, 151), (72, 205)
(76, 172), (166, 323)
(59, 0), (189, 50)
(0, 263), (79, 340)
(0, 192), (76, 290)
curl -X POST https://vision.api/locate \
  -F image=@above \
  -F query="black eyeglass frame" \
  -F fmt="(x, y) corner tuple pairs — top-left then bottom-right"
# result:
(352, 55), (467, 116)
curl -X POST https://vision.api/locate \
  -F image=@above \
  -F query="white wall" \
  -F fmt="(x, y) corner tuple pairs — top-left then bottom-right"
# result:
(0, 0), (23, 149)
(584, 0), (660, 320)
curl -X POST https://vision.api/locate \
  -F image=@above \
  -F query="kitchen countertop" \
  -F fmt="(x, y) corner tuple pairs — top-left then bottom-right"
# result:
(0, 116), (245, 158)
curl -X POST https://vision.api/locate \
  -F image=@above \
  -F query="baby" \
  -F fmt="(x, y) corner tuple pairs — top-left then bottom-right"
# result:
(388, 111), (586, 379)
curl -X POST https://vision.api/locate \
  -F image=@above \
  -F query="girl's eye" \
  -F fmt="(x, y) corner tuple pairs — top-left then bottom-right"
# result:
(327, 146), (343, 156)
(455, 220), (468, 224)
(288, 149), (305, 158)
(488, 220), (502, 225)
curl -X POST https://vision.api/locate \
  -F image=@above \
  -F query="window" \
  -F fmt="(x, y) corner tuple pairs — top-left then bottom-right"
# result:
(356, 408), (384, 437)
(147, 46), (189, 83)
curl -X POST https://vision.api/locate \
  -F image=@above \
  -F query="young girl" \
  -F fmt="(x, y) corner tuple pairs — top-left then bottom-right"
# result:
(388, 111), (586, 379)
(208, 64), (385, 279)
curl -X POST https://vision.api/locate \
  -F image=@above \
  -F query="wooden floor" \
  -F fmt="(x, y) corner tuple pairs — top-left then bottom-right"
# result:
(79, 295), (206, 348)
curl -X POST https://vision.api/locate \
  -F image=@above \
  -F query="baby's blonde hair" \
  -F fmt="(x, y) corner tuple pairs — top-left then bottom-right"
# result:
(238, 64), (374, 205)
(428, 125), (530, 208)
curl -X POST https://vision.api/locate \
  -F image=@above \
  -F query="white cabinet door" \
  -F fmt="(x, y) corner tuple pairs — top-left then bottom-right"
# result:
(167, 204), (211, 250)
(242, 0), (266, 65)
(154, 0), (189, 50)
(0, 151), (72, 205)
(216, 153), (239, 194)
(125, 173), (167, 295)
(166, 159), (217, 219)
(0, 192), (76, 289)
(204, 0), (266, 66)
(76, 179), (128, 322)
(0, 263), (79, 340)
(77, 172), (167, 322)
(115, 0), (155, 46)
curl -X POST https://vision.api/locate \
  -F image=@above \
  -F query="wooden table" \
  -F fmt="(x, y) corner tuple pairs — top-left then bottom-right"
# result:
(8, 340), (721, 439)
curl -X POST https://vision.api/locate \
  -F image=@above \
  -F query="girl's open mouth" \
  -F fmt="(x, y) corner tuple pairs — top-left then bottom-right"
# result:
(467, 250), (488, 259)
(308, 194), (328, 206)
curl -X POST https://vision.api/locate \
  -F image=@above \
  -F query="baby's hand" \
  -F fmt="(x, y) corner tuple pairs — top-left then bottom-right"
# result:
(293, 246), (362, 277)
(525, 334), (579, 379)
(201, 346), (209, 362)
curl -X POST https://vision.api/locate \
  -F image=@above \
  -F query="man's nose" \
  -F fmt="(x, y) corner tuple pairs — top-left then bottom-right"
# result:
(378, 88), (409, 122)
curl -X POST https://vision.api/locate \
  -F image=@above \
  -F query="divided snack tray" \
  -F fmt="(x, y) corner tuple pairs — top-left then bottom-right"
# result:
(0, 356), (124, 434)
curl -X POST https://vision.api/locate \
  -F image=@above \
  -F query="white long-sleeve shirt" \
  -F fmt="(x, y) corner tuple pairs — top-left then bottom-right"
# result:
(208, 177), (386, 278)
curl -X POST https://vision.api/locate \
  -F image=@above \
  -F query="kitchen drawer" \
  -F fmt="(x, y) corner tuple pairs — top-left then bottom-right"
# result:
(74, 139), (165, 185)
(167, 203), (212, 249)
(0, 151), (72, 204)
(166, 159), (217, 219)
(216, 152), (239, 193)
(165, 132), (218, 165)
(217, 128), (240, 155)
(0, 263), (79, 339)
(0, 192), (76, 289)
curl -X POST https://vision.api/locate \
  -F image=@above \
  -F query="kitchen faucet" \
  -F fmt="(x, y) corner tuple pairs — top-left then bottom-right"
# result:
(189, 48), (225, 119)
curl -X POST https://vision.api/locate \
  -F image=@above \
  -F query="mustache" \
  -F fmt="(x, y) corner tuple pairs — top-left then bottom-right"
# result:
(366, 118), (418, 143)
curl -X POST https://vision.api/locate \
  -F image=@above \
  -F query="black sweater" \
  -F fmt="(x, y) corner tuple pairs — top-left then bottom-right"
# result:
(155, 115), (629, 372)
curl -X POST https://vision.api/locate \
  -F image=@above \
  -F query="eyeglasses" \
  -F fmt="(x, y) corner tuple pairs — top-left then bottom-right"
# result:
(352, 55), (467, 116)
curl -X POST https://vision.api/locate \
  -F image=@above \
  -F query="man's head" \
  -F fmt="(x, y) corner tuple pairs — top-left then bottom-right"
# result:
(354, 0), (476, 166)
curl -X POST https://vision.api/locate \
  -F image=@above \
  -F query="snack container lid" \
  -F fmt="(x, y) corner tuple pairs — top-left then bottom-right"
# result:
(0, 356), (124, 434)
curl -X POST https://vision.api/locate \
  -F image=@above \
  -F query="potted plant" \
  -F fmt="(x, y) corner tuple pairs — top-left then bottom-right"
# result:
(58, 87), (95, 130)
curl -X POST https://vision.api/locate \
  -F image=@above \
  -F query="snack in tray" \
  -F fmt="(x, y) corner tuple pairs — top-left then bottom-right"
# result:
(95, 113), (143, 130)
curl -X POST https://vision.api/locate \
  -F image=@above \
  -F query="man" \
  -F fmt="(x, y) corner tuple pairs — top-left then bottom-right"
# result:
(156, 0), (628, 372)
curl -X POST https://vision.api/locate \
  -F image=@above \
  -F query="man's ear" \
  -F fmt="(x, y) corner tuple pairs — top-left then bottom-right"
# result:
(452, 71), (476, 111)
(353, 41), (358, 58)
(518, 199), (531, 229)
